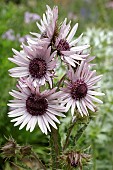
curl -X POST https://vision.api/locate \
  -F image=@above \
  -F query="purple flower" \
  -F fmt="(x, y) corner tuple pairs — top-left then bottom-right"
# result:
(24, 12), (40, 24)
(2, 29), (15, 41)
(28, 5), (58, 45)
(55, 19), (89, 67)
(7, 78), (66, 134)
(18, 34), (32, 43)
(9, 44), (57, 87)
(60, 60), (104, 116)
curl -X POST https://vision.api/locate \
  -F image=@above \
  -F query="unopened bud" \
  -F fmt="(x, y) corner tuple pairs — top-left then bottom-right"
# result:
(67, 152), (80, 168)
(1, 138), (17, 158)
(67, 151), (91, 169)
(20, 145), (32, 156)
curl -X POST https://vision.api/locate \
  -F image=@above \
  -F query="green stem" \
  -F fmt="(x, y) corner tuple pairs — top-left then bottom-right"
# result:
(32, 152), (46, 170)
(63, 123), (75, 151)
(74, 123), (89, 145)
(63, 120), (89, 151)
(57, 74), (66, 89)
(50, 126), (61, 170)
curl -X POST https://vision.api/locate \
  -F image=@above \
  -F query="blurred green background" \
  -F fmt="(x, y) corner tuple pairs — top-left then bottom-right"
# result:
(0, 0), (113, 169)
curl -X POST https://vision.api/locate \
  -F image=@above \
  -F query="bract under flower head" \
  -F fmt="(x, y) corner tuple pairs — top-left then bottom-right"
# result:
(60, 60), (104, 116)
(9, 44), (57, 88)
(7, 78), (66, 134)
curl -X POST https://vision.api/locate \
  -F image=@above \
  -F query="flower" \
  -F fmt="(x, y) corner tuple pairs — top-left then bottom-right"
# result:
(55, 19), (89, 67)
(24, 11), (40, 24)
(60, 60), (104, 116)
(2, 29), (16, 41)
(9, 44), (57, 87)
(28, 5), (58, 45)
(7, 79), (66, 134)
(18, 34), (32, 43)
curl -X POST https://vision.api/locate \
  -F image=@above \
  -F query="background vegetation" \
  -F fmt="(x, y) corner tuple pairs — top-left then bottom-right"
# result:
(0, 0), (113, 169)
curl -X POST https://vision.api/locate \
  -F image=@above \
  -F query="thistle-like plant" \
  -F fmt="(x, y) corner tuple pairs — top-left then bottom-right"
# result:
(7, 5), (104, 169)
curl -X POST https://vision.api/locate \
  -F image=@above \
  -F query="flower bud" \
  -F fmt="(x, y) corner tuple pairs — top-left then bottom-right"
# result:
(1, 138), (17, 158)
(20, 145), (32, 156)
(67, 151), (91, 169)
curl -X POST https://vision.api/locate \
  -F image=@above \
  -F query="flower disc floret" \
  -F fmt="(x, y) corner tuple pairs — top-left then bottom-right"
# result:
(26, 94), (48, 116)
(71, 80), (87, 100)
(57, 39), (70, 55)
(29, 58), (47, 79)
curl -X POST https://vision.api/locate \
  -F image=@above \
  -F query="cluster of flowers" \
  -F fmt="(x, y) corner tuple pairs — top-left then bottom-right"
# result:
(8, 5), (104, 135)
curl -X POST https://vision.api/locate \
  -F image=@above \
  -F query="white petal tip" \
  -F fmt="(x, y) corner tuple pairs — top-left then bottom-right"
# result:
(54, 126), (58, 130)
(14, 124), (18, 127)
(30, 129), (33, 132)
(26, 128), (29, 131)
(44, 132), (48, 135)
(12, 48), (15, 52)
(8, 58), (12, 61)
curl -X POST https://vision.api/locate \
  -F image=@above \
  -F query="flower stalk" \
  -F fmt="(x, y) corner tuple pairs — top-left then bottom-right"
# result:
(74, 123), (89, 145)
(31, 152), (46, 170)
(63, 122), (75, 151)
(50, 126), (62, 170)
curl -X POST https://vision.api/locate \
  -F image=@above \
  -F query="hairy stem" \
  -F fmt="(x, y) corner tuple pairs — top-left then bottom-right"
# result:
(63, 119), (90, 151)
(50, 126), (61, 170)
(32, 152), (46, 170)
(74, 123), (89, 144)
(63, 123), (75, 151)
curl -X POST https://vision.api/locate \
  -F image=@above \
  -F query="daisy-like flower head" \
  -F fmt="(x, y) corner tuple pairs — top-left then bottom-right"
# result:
(9, 44), (57, 87)
(60, 60), (104, 117)
(7, 78), (66, 134)
(28, 5), (58, 45)
(55, 19), (90, 67)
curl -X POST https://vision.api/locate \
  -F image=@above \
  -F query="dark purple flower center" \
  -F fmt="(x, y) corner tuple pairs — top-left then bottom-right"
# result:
(71, 80), (87, 100)
(26, 94), (48, 116)
(29, 58), (47, 79)
(57, 39), (70, 55)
